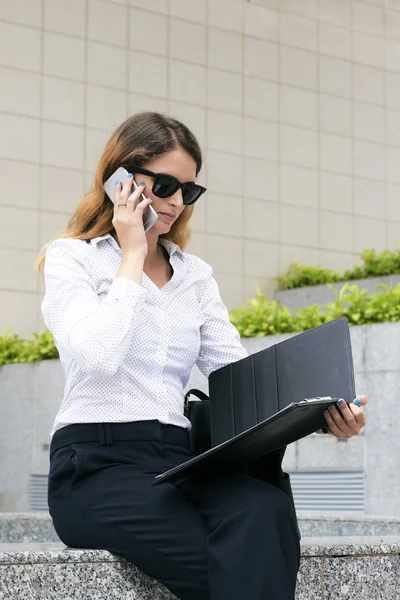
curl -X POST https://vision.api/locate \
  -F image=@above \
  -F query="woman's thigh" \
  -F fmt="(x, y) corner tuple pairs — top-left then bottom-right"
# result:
(48, 440), (210, 600)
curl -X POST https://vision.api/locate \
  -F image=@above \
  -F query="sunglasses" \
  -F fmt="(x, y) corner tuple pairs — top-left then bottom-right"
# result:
(128, 165), (207, 205)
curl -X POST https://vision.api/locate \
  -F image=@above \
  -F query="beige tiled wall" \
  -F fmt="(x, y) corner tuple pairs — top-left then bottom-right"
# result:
(1, 0), (400, 338)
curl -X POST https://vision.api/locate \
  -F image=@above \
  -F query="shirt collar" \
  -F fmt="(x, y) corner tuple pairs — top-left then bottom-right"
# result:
(89, 233), (183, 259)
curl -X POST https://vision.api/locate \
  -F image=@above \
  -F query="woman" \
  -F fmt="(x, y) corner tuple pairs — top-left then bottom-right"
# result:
(35, 112), (367, 600)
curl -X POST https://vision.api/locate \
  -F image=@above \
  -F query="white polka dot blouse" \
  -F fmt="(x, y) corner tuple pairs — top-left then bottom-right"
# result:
(41, 233), (248, 438)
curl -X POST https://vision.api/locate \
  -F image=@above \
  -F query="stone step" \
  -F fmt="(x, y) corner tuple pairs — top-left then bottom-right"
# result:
(2, 512), (400, 543)
(0, 538), (399, 600)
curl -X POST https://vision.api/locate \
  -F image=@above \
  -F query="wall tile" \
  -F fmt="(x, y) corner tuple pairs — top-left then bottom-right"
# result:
(387, 220), (400, 248)
(0, 206), (38, 251)
(319, 250), (356, 272)
(385, 41), (400, 71)
(130, 0), (167, 13)
(319, 210), (354, 252)
(207, 111), (242, 154)
(280, 204), (318, 247)
(208, 69), (242, 113)
(353, 64), (384, 105)
(319, 95), (351, 136)
(320, 133), (352, 175)
(244, 198), (279, 242)
(280, 164), (318, 208)
(354, 178), (386, 218)
(0, 22), (41, 72)
(89, 0), (128, 46)
(385, 8), (400, 42)
(0, 160), (39, 209)
(42, 78), (85, 125)
(85, 128), (109, 173)
(89, 42), (127, 89)
(280, 125), (318, 169)
(44, 32), (85, 81)
(354, 140), (385, 180)
(244, 3), (278, 41)
(387, 109), (400, 146)
(39, 212), (70, 248)
(169, 102), (206, 148)
(244, 38), (278, 81)
(244, 157), (278, 201)
(185, 232), (206, 260)
(207, 235), (243, 274)
(169, 0), (206, 23)
(318, 0), (352, 29)
(169, 60), (206, 105)
(208, 28), (242, 73)
(0, 249), (38, 292)
(244, 78), (278, 121)
(280, 13), (317, 51)
(130, 8), (167, 56)
(0, 114), (40, 162)
(86, 85), (127, 131)
(0, 0), (41, 27)
(213, 273), (244, 310)
(244, 118), (278, 161)
(354, 215), (387, 252)
(280, 86), (318, 129)
(129, 94), (168, 114)
(244, 239), (279, 277)
(129, 51), (166, 97)
(319, 55), (351, 98)
(353, 32), (385, 69)
(319, 22), (351, 60)
(169, 19), (205, 65)
(0, 67), (40, 118)
(0, 291), (40, 338)
(387, 183), (400, 221)
(280, 244), (320, 271)
(279, 0), (318, 20)
(207, 0), (243, 32)
(385, 71), (400, 109)
(40, 166), (85, 213)
(44, 0), (85, 37)
(207, 193), (243, 237)
(280, 46), (317, 90)
(386, 146), (400, 184)
(41, 122), (84, 170)
(320, 172), (352, 213)
(244, 276), (276, 302)
(208, 151), (243, 195)
(354, 102), (385, 143)
(353, 1), (384, 37)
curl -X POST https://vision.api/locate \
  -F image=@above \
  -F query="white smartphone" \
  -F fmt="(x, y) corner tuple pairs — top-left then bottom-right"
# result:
(104, 166), (158, 232)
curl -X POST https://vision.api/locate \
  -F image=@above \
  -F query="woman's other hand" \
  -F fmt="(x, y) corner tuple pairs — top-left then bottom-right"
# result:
(322, 395), (368, 438)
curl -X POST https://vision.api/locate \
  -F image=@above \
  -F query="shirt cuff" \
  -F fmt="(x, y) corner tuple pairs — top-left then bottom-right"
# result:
(107, 276), (147, 302)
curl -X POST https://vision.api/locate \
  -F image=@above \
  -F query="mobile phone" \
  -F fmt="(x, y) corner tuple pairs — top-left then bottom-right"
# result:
(104, 166), (158, 232)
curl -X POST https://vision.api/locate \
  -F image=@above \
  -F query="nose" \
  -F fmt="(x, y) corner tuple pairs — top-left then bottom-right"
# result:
(168, 188), (184, 208)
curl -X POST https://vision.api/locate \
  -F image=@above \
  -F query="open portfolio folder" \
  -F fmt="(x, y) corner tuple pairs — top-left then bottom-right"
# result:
(153, 317), (356, 486)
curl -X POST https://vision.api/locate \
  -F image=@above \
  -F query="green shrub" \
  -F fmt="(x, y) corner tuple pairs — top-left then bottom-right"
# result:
(0, 328), (58, 366)
(278, 247), (400, 290)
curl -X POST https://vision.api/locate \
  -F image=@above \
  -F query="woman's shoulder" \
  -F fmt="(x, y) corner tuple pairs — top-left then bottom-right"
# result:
(182, 250), (213, 280)
(44, 237), (92, 267)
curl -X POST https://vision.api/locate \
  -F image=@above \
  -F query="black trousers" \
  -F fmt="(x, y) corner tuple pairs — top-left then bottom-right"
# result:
(48, 420), (300, 600)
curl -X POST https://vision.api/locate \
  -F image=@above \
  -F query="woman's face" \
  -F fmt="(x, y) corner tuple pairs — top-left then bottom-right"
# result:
(134, 146), (197, 235)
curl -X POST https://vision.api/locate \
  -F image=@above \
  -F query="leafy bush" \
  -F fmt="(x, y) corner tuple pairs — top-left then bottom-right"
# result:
(1, 283), (400, 364)
(277, 247), (400, 290)
(230, 283), (400, 338)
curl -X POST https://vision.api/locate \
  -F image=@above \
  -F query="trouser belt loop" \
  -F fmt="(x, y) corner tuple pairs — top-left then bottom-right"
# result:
(97, 423), (113, 445)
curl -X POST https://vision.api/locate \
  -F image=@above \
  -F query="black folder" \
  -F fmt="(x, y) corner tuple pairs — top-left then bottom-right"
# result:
(153, 317), (355, 486)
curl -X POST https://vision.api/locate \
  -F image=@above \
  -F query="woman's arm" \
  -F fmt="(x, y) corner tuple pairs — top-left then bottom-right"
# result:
(41, 241), (147, 378)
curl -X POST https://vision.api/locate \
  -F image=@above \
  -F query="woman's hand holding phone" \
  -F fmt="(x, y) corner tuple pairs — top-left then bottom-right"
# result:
(111, 174), (153, 258)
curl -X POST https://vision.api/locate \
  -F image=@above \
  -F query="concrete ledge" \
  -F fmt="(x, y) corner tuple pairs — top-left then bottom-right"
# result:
(0, 538), (399, 600)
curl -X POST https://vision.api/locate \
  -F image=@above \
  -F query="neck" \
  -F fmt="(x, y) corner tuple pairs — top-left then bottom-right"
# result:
(111, 228), (164, 266)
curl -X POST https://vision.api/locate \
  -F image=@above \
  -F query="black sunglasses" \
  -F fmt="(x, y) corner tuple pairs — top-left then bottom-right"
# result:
(128, 165), (206, 205)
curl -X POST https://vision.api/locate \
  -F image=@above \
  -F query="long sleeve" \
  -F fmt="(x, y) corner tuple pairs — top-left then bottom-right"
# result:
(41, 242), (147, 378)
(195, 275), (248, 378)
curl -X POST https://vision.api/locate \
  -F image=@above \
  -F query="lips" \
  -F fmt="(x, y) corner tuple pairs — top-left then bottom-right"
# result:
(159, 212), (176, 219)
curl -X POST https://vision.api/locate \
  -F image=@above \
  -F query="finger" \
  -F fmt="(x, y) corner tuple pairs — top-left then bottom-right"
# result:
(323, 409), (348, 438)
(113, 180), (121, 208)
(349, 402), (366, 428)
(120, 173), (134, 200)
(324, 404), (354, 437)
(134, 196), (153, 216)
(336, 399), (357, 427)
(127, 182), (146, 211)
(353, 395), (368, 407)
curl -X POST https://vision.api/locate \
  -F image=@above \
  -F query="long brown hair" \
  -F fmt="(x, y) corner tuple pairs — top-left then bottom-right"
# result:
(34, 112), (203, 274)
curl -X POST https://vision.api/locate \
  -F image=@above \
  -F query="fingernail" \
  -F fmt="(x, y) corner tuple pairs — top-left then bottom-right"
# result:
(329, 405), (336, 412)
(127, 173), (133, 178)
(353, 398), (361, 406)
(323, 410), (329, 416)
(114, 180), (119, 186)
(338, 399), (344, 405)
(140, 182), (145, 186)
